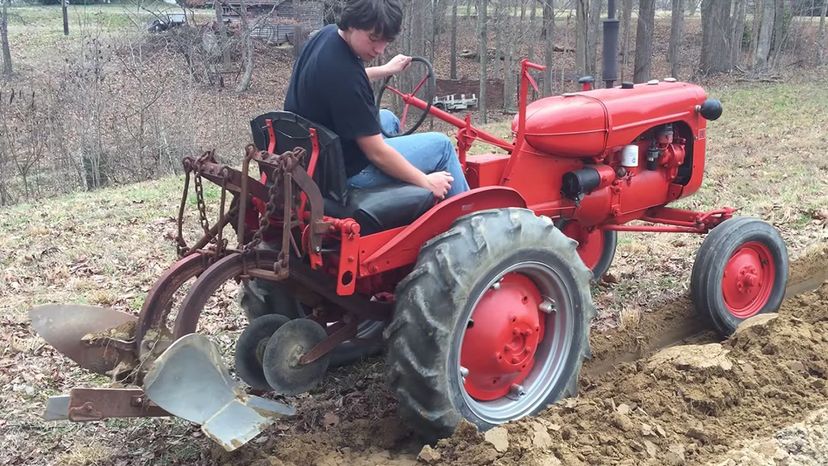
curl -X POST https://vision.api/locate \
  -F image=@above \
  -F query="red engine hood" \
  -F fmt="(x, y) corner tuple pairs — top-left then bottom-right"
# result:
(514, 81), (708, 158)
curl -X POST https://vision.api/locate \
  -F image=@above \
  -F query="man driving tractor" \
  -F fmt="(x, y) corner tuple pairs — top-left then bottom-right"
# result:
(284, 0), (469, 199)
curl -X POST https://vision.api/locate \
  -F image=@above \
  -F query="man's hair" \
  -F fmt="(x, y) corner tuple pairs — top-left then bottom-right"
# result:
(336, 0), (404, 41)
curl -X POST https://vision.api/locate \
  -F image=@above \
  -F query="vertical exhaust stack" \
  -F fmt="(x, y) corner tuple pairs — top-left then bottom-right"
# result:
(602, 0), (620, 88)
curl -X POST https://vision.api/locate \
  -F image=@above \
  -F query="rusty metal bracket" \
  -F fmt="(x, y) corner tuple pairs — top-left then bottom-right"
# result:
(62, 388), (169, 422)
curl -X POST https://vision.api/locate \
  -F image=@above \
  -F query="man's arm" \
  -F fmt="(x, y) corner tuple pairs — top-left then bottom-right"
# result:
(365, 54), (412, 81)
(356, 134), (453, 199)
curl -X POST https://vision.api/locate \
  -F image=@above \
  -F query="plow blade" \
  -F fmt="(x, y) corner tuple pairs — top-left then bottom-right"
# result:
(29, 304), (137, 375)
(143, 333), (295, 451)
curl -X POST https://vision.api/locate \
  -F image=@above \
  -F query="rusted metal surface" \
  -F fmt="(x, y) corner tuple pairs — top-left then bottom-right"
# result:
(135, 252), (210, 353)
(66, 388), (169, 421)
(29, 304), (137, 376)
(298, 319), (358, 365)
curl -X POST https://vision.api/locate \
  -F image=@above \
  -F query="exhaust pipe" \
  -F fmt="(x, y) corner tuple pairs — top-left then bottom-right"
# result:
(602, 0), (620, 88)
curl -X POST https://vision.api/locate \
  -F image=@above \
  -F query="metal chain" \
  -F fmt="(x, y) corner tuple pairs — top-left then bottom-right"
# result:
(193, 171), (211, 236)
(244, 162), (287, 254)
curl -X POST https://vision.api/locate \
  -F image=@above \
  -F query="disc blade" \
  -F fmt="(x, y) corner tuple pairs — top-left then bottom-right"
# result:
(143, 333), (294, 451)
(29, 304), (137, 374)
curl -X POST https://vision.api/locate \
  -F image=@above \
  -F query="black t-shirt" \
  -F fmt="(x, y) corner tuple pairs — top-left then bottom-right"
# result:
(284, 25), (380, 178)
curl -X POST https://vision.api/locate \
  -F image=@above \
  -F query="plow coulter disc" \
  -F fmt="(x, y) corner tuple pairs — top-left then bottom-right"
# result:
(143, 333), (295, 451)
(29, 304), (137, 375)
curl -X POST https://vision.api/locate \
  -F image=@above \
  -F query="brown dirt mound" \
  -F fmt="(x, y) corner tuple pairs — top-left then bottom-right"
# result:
(428, 284), (828, 465)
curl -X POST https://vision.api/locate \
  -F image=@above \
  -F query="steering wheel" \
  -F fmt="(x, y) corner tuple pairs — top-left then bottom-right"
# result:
(375, 56), (436, 138)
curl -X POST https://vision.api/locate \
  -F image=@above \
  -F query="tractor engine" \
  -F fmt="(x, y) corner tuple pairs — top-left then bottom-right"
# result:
(514, 80), (721, 226)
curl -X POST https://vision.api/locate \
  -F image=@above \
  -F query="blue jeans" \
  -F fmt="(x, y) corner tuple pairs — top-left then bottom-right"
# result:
(346, 109), (470, 198)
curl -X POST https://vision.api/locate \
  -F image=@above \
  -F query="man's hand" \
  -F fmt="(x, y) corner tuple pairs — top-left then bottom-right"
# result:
(383, 54), (412, 76)
(425, 171), (453, 199)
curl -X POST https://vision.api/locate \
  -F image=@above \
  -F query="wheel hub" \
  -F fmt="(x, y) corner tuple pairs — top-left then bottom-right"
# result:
(461, 273), (545, 401)
(722, 241), (775, 318)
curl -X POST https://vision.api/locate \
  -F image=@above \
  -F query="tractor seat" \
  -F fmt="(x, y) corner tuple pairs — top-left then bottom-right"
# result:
(250, 112), (434, 235)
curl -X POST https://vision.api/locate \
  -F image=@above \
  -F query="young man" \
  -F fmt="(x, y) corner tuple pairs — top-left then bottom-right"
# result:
(284, 0), (469, 199)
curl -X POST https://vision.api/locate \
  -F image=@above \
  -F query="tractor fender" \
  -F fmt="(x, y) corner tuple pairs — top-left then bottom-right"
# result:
(359, 186), (527, 276)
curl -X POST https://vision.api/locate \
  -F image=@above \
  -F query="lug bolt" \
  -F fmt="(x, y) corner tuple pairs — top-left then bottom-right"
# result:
(508, 384), (526, 399)
(539, 298), (556, 314)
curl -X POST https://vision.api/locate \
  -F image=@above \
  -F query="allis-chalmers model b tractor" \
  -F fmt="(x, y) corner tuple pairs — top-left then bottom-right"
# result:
(30, 58), (788, 450)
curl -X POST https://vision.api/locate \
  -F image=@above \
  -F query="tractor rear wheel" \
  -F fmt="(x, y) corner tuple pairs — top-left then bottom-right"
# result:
(386, 208), (595, 439)
(557, 220), (617, 280)
(691, 217), (788, 337)
(239, 278), (384, 367)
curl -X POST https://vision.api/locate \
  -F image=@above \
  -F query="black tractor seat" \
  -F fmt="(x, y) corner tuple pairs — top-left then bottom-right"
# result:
(250, 111), (434, 235)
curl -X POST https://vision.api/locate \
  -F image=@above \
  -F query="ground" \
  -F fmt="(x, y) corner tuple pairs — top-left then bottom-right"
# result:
(1, 4), (828, 466)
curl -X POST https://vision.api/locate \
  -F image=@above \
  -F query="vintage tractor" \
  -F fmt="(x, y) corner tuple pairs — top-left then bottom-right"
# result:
(30, 57), (789, 449)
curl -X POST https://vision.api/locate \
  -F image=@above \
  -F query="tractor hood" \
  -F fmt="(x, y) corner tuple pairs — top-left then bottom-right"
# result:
(514, 81), (708, 158)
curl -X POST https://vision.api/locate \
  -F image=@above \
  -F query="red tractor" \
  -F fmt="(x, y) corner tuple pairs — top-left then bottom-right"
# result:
(30, 58), (788, 449)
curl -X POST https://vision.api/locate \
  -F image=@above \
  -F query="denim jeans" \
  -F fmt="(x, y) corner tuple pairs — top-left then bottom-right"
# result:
(346, 109), (470, 198)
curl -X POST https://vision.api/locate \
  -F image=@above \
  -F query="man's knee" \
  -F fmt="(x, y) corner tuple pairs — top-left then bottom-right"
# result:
(379, 109), (400, 135)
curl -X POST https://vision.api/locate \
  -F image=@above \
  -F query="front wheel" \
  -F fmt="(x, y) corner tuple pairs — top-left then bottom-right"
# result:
(385, 208), (595, 439)
(691, 217), (788, 337)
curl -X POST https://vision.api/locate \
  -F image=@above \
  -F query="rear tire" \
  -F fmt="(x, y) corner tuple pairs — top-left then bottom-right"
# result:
(691, 217), (788, 337)
(385, 208), (594, 439)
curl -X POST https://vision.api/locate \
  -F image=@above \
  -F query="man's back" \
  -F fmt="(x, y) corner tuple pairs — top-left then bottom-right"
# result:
(284, 24), (380, 178)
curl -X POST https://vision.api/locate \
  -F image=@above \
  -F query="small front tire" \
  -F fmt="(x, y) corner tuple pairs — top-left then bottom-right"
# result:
(691, 217), (788, 337)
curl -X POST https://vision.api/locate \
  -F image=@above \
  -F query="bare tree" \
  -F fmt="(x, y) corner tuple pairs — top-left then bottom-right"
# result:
(503, 0), (517, 112)
(668, 0), (684, 78)
(479, 0), (488, 122)
(236, 0), (254, 92)
(587, 0), (604, 76)
(575, 0), (588, 75)
(620, 0), (633, 80)
(542, 0), (556, 95)
(730, 0), (746, 68)
(819, 0), (828, 64)
(634, 0), (655, 82)
(1, 0), (12, 79)
(753, 0), (775, 72)
(450, 0), (458, 79)
(699, 0), (732, 74)
(770, 0), (786, 66)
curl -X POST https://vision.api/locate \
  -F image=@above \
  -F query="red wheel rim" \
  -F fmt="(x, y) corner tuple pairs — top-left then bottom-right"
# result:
(561, 222), (604, 271)
(722, 241), (776, 319)
(460, 273), (546, 401)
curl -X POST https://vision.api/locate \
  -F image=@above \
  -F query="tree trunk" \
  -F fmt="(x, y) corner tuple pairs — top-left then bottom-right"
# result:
(620, 0), (632, 81)
(754, 0), (775, 72)
(634, 0), (655, 82)
(450, 0), (458, 78)
(770, 0), (786, 68)
(687, 0), (699, 15)
(494, 0), (502, 78)
(699, 0), (732, 74)
(542, 0), (555, 95)
(668, 0), (684, 78)
(0, 0), (12, 79)
(479, 0), (488, 123)
(504, 10), (516, 112)
(730, 0), (746, 68)
(235, 0), (254, 92)
(587, 0), (604, 76)
(527, 0), (537, 62)
(818, 0), (828, 64)
(575, 0), (588, 76)
(430, 0), (438, 63)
